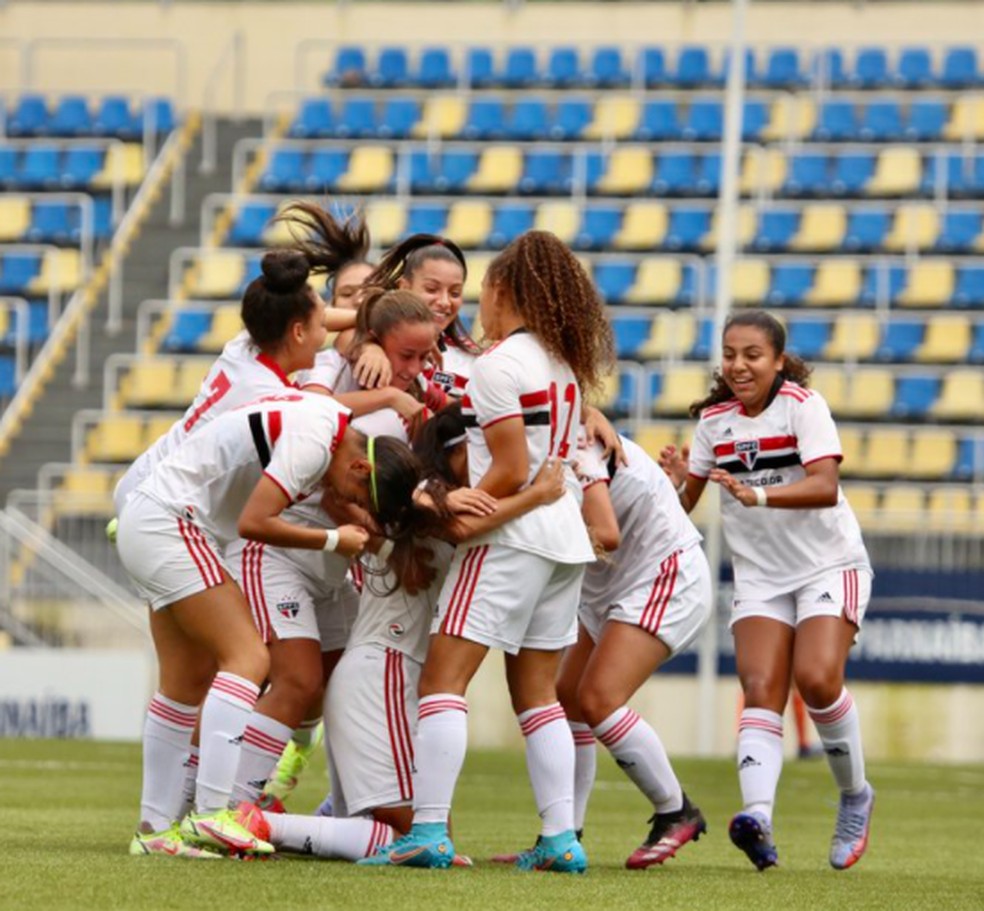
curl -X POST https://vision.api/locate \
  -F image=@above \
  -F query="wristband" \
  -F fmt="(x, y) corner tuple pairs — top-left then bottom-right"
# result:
(323, 529), (340, 552)
(752, 486), (768, 507)
(377, 539), (395, 562)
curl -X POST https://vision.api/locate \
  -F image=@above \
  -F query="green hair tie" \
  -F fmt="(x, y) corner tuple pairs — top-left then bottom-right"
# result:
(367, 435), (379, 513)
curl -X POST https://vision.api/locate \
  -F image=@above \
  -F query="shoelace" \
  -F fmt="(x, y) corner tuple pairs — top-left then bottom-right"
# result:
(835, 803), (868, 842)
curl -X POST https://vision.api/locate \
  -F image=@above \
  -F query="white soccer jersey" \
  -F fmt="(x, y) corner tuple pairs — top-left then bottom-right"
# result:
(114, 331), (294, 512)
(578, 435), (702, 614)
(348, 540), (455, 664)
(688, 381), (870, 599)
(135, 392), (351, 547)
(295, 347), (348, 393)
(461, 330), (594, 564)
(424, 342), (475, 399)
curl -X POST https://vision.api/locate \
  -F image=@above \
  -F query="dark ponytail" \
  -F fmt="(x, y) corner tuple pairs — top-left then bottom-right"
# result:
(275, 200), (372, 282)
(241, 249), (316, 347)
(689, 309), (813, 417)
(411, 400), (467, 487)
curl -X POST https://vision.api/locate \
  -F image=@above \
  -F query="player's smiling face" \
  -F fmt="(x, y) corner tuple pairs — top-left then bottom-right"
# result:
(721, 324), (785, 416)
(379, 320), (438, 391)
(401, 259), (464, 330)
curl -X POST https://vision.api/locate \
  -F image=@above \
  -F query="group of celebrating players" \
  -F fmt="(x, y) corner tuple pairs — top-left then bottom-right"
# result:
(115, 202), (875, 875)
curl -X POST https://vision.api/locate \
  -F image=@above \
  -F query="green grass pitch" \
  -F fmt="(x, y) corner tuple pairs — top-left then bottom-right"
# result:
(1, 739), (982, 911)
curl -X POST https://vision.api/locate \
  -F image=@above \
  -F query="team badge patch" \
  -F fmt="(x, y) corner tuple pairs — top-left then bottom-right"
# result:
(735, 439), (760, 470)
(388, 622), (405, 639)
(277, 600), (300, 619)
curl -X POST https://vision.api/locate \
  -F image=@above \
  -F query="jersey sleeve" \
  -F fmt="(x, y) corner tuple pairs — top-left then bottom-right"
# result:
(296, 350), (347, 393)
(688, 418), (715, 479)
(467, 351), (522, 429)
(575, 439), (609, 490)
(264, 427), (333, 503)
(794, 392), (843, 465)
(351, 408), (409, 444)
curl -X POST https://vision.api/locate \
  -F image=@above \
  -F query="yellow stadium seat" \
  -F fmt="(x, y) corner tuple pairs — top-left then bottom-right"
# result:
(839, 368), (894, 419)
(533, 201), (579, 244)
(613, 202), (668, 250)
(261, 204), (295, 247)
(638, 311), (696, 360)
(84, 414), (146, 463)
(583, 96), (640, 141)
(926, 486), (976, 533)
(739, 148), (787, 196)
(632, 423), (682, 461)
(0, 306), (8, 340)
(463, 253), (491, 302)
(915, 315), (971, 362)
(879, 485), (927, 532)
(335, 147), (393, 193)
(143, 414), (179, 450)
(857, 428), (910, 478)
(623, 258), (682, 305)
(587, 372), (619, 413)
(92, 143), (145, 189)
(652, 365), (710, 417)
(837, 426), (864, 475)
(446, 200), (492, 249)
(188, 252), (245, 299)
(808, 366), (848, 414)
(895, 261), (954, 308)
(761, 96), (815, 142)
(54, 466), (115, 517)
(944, 97), (984, 141)
(60, 466), (113, 495)
(197, 304), (242, 352)
(730, 259), (770, 304)
(910, 431), (958, 480)
(932, 370), (984, 421)
(365, 199), (407, 248)
(700, 205), (756, 252)
(412, 97), (466, 139)
(866, 148), (921, 197)
(841, 483), (880, 532)
(468, 146), (523, 193)
(788, 204), (847, 252)
(29, 249), (82, 295)
(883, 204), (939, 253)
(119, 360), (179, 408)
(0, 196), (32, 242)
(823, 313), (880, 361)
(805, 260), (863, 308)
(594, 147), (653, 195)
(175, 358), (212, 403)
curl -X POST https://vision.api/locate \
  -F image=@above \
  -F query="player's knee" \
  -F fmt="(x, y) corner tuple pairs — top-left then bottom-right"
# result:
(577, 680), (619, 728)
(741, 672), (785, 710)
(223, 643), (270, 688)
(275, 664), (324, 707)
(793, 669), (842, 709)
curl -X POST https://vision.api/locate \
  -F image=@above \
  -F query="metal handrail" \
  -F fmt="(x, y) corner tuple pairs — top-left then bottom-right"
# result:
(200, 30), (245, 175)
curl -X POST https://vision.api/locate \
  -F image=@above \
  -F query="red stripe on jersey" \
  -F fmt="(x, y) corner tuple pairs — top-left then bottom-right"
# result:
(461, 394), (473, 409)
(267, 410), (282, 448)
(331, 412), (349, 454)
(780, 381), (810, 401)
(243, 542), (271, 644)
(702, 399), (742, 418)
(262, 470), (293, 504)
(519, 389), (550, 408)
(481, 413), (521, 430)
(177, 518), (221, 588)
(802, 452), (843, 466)
(441, 545), (488, 639)
(255, 352), (293, 387)
(384, 650), (412, 801)
(713, 435), (797, 458)
(641, 551), (679, 635)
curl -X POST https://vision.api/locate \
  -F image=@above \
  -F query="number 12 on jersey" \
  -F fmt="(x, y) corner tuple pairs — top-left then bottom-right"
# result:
(548, 381), (578, 459)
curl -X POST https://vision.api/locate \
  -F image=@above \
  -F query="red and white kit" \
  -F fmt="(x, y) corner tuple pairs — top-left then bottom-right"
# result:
(688, 382), (872, 628)
(114, 331), (296, 513)
(433, 330), (595, 654)
(116, 393), (350, 610)
(423, 341), (475, 399)
(577, 435), (711, 653)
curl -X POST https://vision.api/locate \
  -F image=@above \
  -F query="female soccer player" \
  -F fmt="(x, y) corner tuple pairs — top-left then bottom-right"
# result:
(661, 310), (875, 872)
(361, 230), (615, 873)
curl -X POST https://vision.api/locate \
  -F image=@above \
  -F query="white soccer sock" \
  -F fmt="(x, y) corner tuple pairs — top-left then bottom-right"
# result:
(737, 708), (784, 822)
(231, 712), (293, 804)
(268, 813), (394, 860)
(593, 707), (683, 815)
(292, 715), (321, 749)
(806, 689), (867, 797)
(518, 703), (576, 837)
(139, 693), (198, 831)
(177, 745), (199, 820)
(569, 722), (597, 832)
(195, 672), (260, 813)
(411, 694), (468, 826)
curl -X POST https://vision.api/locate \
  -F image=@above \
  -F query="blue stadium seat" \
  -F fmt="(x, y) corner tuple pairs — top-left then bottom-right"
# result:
(761, 47), (806, 87)
(94, 95), (139, 139)
(787, 320), (831, 359)
(652, 151), (696, 195)
(408, 150), (437, 193)
(814, 100), (857, 141)
(920, 152), (975, 197)
(695, 152), (722, 195)
(831, 153), (876, 195)
(240, 256), (263, 295)
(27, 201), (74, 244)
(682, 99), (722, 141)
(260, 148), (306, 192)
(590, 47), (630, 88)
(462, 99), (505, 139)
(506, 98), (549, 140)
(742, 100), (769, 140)
(143, 98), (176, 134)
(378, 98), (420, 139)
(0, 356), (15, 399)
(434, 151), (479, 192)
(812, 48), (848, 87)
(852, 47), (890, 88)
(62, 146), (105, 187)
(767, 265), (814, 306)
(612, 316), (653, 357)
(639, 47), (667, 87)
(844, 210), (891, 251)
(93, 196), (113, 239)
(678, 264), (697, 306)
(896, 47), (933, 88)
(335, 97), (377, 137)
(503, 47), (538, 87)
(27, 301), (48, 343)
(0, 252), (42, 294)
(753, 210), (799, 251)
(307, 149), (348, 191)
(8, 95), (48, 136)
(520, 150), (572, 194)
(784, 153), (830, 196)
(665, 208), (711, 250)
(593, 261), (636, 303)
(19, 145), (60, 188)
(721, 48), (757, 86)
(406, 203), (448, 237)
(551, 98), (592, 140)
(228, 202), (275, 246)
(674, 46), (711, 86)
(162, 310), (212, 352)
(374, 47), (409, 87)
(575, 206), (622, 250)
(941, 46), (980, 88)
(968, 323), (984, 362)
(905, 100), (946, 141)
(860, 264), (906, 306)
(331, 46), (367, 85)
(935, 211), (983, 252)
(547, 47), (580, 87)
(892, 375), (941, 418)
(488, 203), (534, 248)
(50, 96), (92, 135)
(417, 47), (455, 88)
(952, 266), (984, 307)
(584, 150), (608, 194)
(613, 369), (640, 417)
(858, 101), (904, 141)
(289, 99), (334, 138)
(0, 147), (17, 188)
(953, 437), (981, 480)
(691, 318), (714, 359)
(875, 321), (924, 361)
(465, 47), (494, 88)
(634, 100), (681, 141)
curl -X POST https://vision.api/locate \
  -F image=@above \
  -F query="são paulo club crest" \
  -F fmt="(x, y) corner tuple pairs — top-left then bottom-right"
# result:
(388, 622), (405, 639)
(735, 439), (760, 470)
(277, 599), (300, 619)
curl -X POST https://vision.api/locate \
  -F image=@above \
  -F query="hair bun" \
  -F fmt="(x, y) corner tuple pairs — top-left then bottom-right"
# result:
(261, 249), (310, 294)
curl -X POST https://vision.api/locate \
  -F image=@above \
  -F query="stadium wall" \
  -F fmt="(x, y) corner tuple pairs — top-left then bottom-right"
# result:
(2, 2), (984, 113)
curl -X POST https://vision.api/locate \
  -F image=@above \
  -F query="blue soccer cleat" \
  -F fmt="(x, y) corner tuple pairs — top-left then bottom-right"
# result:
(829, 784), (875, 871)
(513, 830), (587, 874)
(357, 823), (455, 868)
(729, 812), (778, 871)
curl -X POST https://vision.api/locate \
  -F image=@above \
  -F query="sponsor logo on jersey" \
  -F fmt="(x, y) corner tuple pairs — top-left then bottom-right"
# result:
(277, 600), (301, 619)
(388, 622), (405, 639)
(735, 439), (760, 471)
(739, 755), (761, 769)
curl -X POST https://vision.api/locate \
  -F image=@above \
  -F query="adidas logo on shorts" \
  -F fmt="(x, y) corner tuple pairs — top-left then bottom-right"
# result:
(816, 591), (835, 604)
